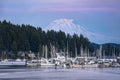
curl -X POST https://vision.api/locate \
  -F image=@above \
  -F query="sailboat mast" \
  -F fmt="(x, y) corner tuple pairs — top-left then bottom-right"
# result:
(45, 45), (48, 59)
(75, 42), (77, 57)
(50, 43), (53, 58)
(66, 41), (68, 59)
(113, 46), (116, 59)
(80, 45), (83, 57)
(103, 50), (105, 59)
(99, 44), (102, 59)
(88, 48), (89, 57)
(42, 45), (45, 58)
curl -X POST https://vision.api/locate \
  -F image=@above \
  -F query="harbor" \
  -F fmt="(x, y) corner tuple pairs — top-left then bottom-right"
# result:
(0, 21), (120, 69)
(0, 53), (120, 69)
(1, 0), (120, 80)
(0, 44), (120, 69)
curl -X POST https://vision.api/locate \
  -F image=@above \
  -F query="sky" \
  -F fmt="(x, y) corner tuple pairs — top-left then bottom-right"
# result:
(0, 0), (120, 44)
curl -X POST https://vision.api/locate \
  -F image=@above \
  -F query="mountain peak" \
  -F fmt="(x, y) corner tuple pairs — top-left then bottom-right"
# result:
(53, 18), (73, 24)
(44, 18), (87, 36)
(44, 18), (119, 44)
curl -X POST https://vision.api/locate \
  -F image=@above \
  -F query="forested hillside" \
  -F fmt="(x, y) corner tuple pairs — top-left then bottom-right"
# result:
(0, 20), (94, 58)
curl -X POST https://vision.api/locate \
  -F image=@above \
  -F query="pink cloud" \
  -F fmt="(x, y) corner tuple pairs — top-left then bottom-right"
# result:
(0, 8), (28, 13)
(3, 0), (120, 6)
(0, 7), (118, 13)
(1, 0), (119, 13)
(29, 6), (118, 13)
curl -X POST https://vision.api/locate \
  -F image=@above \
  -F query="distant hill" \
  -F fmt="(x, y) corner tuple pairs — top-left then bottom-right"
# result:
(92, 43), (120, 56)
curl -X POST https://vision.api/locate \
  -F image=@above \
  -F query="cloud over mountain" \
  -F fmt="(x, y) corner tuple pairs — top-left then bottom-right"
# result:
(44, 18), (119, 44)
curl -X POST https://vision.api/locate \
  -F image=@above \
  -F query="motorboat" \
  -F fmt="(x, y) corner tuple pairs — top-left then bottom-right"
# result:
(27, 58), (55, 67)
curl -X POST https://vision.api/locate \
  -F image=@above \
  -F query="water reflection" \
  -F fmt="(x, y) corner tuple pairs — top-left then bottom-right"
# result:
(0, 68), (120, 80)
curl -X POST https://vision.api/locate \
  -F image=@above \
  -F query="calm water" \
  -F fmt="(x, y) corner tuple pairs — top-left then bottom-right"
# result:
(0, 67), (120, 80)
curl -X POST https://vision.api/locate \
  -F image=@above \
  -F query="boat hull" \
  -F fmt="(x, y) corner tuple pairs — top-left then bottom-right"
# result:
(0, 61), (26, 69)
(0, 65), (26, 69)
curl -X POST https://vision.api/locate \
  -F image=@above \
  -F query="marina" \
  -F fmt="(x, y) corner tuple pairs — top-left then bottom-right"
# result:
(0, 51), (120, 69)
(1, 0), (120, 80)
(0, 58), (120, 69)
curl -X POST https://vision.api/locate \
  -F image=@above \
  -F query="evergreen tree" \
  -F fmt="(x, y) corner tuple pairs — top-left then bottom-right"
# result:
(0, 20), (108, 58)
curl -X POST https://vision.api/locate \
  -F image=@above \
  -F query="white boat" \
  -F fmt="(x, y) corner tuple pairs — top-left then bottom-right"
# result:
(27, 58), (55, 67)
(0, 59), (27, 69)
(41, 58), (55, 67)
(27, 45), (55, 67)
(72, 57), (99, 68)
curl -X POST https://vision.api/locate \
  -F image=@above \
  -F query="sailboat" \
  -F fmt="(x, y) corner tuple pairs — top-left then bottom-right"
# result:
(73, 45), (98, 68)
(27, 45), (55, 67)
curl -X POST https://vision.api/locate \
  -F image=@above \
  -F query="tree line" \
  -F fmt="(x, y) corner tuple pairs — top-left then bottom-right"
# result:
(0, 20), (119, 58)
(0, 20), (94, 58)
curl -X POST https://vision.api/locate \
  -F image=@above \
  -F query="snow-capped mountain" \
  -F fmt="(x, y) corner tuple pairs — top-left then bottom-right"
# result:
(44, 18), (90, 37)
(44, 18), (118, 43)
